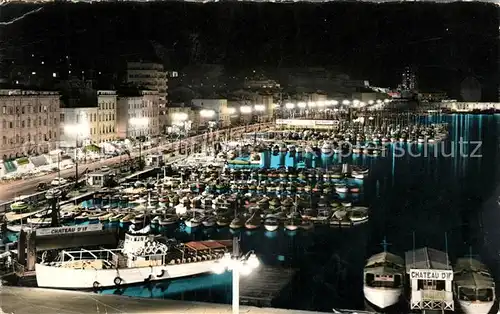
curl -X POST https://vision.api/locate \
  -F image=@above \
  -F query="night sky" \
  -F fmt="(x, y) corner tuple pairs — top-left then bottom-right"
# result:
(1, 2), (499, 100)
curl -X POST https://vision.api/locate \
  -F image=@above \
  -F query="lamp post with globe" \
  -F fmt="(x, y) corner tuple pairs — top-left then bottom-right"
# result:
(212, 237), (260, 314)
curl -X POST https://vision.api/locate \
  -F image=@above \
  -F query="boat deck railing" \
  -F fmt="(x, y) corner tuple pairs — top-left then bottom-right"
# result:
(59, 248), (121, 263)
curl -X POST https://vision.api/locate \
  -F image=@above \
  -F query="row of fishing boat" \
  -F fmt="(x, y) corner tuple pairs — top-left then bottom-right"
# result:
(267, 123), (449, 144)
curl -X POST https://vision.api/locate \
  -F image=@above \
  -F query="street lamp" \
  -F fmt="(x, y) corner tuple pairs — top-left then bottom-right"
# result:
(63, 120), (90, 186)
(240, 106), (252, 114)
(213, 238), (260, 314)
(200, 109), (216, 119)
(129, 117), (149, 169)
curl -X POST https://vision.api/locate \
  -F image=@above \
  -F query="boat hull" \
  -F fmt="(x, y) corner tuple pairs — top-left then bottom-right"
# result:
(363, 286), (402, 309)
(285, 224), (299, 231)
(264, 224), (279, 232)
(457, 300), (494, 314)
(35, 259), (219, 290)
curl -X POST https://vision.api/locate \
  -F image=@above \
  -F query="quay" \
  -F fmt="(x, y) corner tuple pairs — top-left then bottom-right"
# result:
(0, 286), (373, 314)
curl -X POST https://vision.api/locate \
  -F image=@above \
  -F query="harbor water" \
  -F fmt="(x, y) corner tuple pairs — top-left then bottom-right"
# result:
(6, 114), (500, 312)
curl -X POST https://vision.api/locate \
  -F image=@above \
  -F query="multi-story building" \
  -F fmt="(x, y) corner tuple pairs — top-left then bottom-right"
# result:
(126, 62), (168, 101)
(401, 66), (418, 91)
(60, 90), (117, 146)
(0, 89), (60, 160)
(116, 90), (160, 139)
(191, 98), (230, 128)
(59, 107), (99, 145)
(97, 90), (117, 142)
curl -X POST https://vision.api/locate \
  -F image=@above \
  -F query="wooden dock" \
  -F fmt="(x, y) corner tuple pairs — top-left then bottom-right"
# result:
(239, 266), (297, 307)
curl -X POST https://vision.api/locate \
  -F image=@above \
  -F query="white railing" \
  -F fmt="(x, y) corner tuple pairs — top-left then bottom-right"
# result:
(412, 289), (453, 302)
(60, 248), (121, 263)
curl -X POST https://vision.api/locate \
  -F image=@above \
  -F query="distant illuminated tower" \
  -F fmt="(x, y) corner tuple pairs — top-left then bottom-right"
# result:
(401, 66), (417, 91)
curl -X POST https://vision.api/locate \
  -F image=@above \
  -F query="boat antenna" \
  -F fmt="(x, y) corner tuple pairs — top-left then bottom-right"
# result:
(445, 231), (449, 266)
(412, 231), (416, 266)
(381, 237), (391, 253)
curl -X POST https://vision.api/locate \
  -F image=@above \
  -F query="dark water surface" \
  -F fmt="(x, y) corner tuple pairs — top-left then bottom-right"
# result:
(99, 114), (500, 312)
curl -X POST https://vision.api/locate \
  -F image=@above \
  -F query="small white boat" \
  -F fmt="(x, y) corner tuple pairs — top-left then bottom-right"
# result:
(109, 214), (125, 223)
(159, 215), (179, 226)
(454, 258), (496, 314)
(352, 173), (364, 179)
(229, 216), (244, 229)
(26, 218), (51, 227)
(329, 210), (352, 228)
(185, 216), (202, 228)
(335, 184), (348, 193)
(264, 217), (279, 232)
(7, 224), (34, 233)
(245, 213), (261, 230)
(349, 207), (369, 225)
(202, 216), (216, 228)
(321, 142), (332, 155)
(363, 251), (404, 309)
(284, 218), (299, 231)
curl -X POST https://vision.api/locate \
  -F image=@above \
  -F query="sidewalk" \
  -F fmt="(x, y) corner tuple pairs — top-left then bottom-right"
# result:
(0, 286), (334, 314)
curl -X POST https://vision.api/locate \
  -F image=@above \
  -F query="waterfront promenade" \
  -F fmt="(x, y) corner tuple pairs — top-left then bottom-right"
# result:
(0, 122), (271, 201)
(0, 286), (346, 314)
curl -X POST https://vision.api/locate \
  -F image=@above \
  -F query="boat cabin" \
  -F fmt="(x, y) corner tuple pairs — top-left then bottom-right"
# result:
(364, 252), (404, 289)
(86, 172), (112, 187)
(454, 258), (495, 303)
(405, 247), (454, 311)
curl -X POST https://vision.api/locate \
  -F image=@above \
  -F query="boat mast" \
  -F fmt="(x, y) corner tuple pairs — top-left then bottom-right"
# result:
(381, 236), (391, 253)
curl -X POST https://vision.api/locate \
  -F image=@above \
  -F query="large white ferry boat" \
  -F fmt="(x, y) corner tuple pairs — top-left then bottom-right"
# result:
(35, 226), (232, 290)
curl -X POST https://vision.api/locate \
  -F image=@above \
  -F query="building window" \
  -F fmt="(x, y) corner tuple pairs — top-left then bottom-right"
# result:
(21, 121), (25, 127)
(2, 136), (5, 145)
(9, 122), (12, 128)
(2, 106), (5, 114)
(27, 118), (31, 127)
(21, 107), (25, 114)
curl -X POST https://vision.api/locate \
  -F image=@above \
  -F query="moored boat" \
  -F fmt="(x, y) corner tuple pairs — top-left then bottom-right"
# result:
(453, 257), (496, 314)
(363, 251), (404, 309)
(35, 232), (233, 289)
(264, 217), (279, 232)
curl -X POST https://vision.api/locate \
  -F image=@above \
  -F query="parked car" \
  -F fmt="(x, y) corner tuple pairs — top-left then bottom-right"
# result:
(50, 178), (68, 186)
